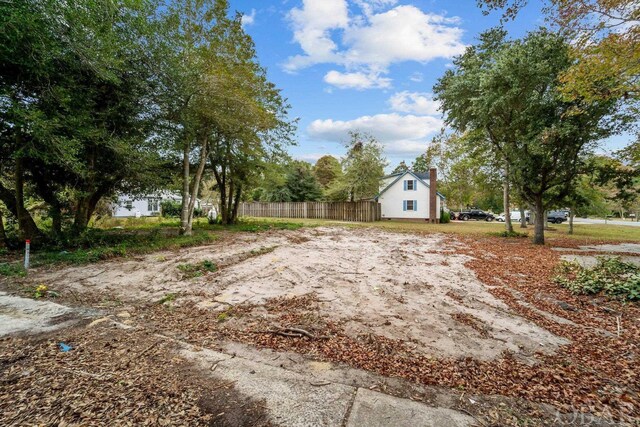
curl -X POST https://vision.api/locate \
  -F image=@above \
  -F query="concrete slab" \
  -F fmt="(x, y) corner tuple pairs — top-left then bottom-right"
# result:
(184, 345), (356, 427)
(0, 291), (78, 336)
(346, 388), (474, 427)
(553, 243), (640, 254)
(580, 243), (640, 253)
(560, 254), (640, 268)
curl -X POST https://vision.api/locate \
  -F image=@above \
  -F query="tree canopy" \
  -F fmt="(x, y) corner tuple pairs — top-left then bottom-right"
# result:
(326, 131), (387, 202)
(477, 0), (640, 110)
(1, 0), (168, 241)
(435, 28), (625, 243)
(0, 0), (295, 240)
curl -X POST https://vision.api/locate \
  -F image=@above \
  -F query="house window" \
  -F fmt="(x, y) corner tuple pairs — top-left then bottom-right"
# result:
(125, 200), (133, 210)
(404, 179), (417, 191)
(148, 198), (159, 212)
(403, 200), (417, 211)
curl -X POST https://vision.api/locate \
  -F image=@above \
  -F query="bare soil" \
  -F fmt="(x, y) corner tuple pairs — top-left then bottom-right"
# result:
(2, 226), (638, 425)
(26, 227), (566, 362)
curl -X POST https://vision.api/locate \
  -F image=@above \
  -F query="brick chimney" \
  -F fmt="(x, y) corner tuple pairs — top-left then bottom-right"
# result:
(429, 168), (437, 223)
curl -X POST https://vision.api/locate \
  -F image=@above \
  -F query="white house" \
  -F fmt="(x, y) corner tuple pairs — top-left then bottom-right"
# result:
(112, 192), (201, 217)
(377, 169), (445, 221)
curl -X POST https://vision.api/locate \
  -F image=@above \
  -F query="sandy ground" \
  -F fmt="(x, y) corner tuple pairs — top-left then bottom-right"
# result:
(27, 227), (568, 361)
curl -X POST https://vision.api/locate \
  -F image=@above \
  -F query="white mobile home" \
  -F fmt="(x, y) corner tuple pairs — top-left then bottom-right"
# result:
(377, 169), (445, 221)
(112, 192), (201, 218)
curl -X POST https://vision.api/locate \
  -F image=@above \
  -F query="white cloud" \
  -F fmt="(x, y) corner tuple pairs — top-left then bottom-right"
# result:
(343, 6), (465, 68)
(284, 1), (466, 88)
(354, 0), (398, 15)
(389, 91), (441, 115)
(285, 0), (349, 72)
(307, 113), (443, 155)
(241, 9), (256, 27)
(324, 70), (391, 90)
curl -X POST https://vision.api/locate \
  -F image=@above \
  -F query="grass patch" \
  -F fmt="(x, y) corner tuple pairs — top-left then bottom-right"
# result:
(207, 218), (305, 233)
(1, 218), (306, 270)
(243, 217), (640, 242)
(177, 260), (218, 279)
(489, 230), (528, 238)
(554, 257), (640, 301)
(30, 229), (217, 268)
(217, 310), (231, 322)
(0, 262), (27, 277)
(157, 293), (178, 305)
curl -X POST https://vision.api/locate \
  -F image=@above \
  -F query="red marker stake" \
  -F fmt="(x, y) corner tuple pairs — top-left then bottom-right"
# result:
(24, 239), (30, 270)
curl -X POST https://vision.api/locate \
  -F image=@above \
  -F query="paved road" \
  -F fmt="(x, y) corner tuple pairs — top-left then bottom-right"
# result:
(572, 217), (640, 227)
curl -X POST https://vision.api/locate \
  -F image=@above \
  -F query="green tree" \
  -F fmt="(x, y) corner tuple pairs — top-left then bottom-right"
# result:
(411, 154), (430, 174)
(435, 29), (623, 244)
(332, 131), (387, 201)
(478, 0), (640, 111)
(162, 0), (295, 228)
(1, 0), (166, 239)
(313, 155), (342, 189)
(592, 154), (640, 220)
(423, 130), (502, 211)
(391, 161), (410, 174)
(284, 161), (323, 202)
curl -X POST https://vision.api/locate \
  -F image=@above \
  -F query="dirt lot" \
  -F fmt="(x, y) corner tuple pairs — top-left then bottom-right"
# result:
(1, 226), (638, 426)
(24, 227), (566, 362)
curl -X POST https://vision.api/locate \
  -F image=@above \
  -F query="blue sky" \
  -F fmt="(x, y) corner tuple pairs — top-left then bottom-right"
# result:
(230, 0), (630, 169)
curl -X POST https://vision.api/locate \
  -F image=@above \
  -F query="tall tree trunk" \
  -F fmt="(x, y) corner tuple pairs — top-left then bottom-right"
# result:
(231, 185), (242, 224)
(50, 205), (62, 236)
(211, 160), (228, 226)
(533, 196), (545, 245)
(219, 172), (227, 225)
(568, 208), (575, 235)
(0, 210), (6, 248)
(73, 197), (91, 235)
(225, 180), (235, 225)
(14, 158), (42, 242)
(519, 206), (527, 228)
(180, 143), (191, 235)
(503, 164), (513, 233)
(184, 139), (208, 235)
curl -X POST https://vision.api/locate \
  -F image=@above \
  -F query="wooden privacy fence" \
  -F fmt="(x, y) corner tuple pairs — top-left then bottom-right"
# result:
(239, 201), (381, 222)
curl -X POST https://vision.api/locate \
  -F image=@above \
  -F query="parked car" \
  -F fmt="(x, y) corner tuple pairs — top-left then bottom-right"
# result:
(518, 212), (565, 223)
(547, 211), (567, 224)
(496, 211), (529, 223)
(458, 209), (495, 222)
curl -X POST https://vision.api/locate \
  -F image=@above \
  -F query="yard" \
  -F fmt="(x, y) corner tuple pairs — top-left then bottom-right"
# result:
(1, 219), (638, 426)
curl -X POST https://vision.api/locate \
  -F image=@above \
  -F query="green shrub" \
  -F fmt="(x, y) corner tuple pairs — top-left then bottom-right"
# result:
(208, 214), (222, 225)
(0, 263), (26, 277)
(177, 260), (218, 278)
(160, 200), (182, 217)
(554, 257), (640, 301)
(161, 200), (203, 218)
(440, 210), (450, 223)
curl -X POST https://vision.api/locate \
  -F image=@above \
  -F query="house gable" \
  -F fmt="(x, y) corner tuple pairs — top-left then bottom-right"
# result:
(378, 170), (445, 199)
